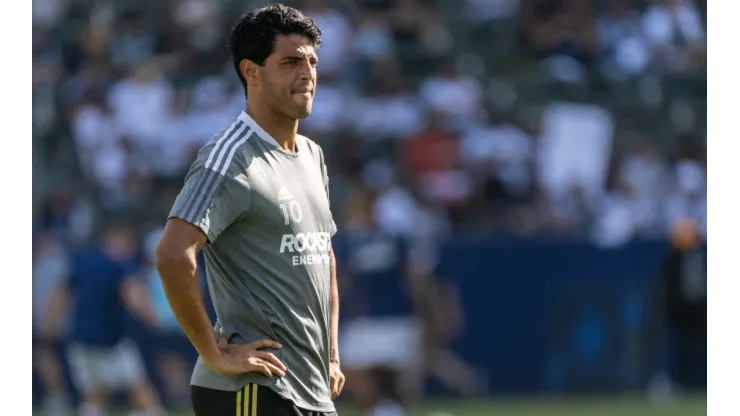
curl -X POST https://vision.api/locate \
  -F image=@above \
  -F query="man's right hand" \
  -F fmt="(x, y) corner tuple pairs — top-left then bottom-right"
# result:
(207, 329), (287, 377)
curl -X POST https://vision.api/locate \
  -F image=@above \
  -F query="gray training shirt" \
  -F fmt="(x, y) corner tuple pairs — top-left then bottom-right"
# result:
(168, 111), (337, 412)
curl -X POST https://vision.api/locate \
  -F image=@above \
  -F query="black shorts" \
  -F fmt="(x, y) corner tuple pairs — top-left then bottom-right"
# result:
(191, 384), (338, 416)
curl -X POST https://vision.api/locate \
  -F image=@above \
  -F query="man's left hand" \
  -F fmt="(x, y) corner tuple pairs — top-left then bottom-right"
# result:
(329, 361), (345, 399)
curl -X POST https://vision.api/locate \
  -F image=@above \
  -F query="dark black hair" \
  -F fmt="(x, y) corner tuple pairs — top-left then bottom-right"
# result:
(229, 3), (322, 93)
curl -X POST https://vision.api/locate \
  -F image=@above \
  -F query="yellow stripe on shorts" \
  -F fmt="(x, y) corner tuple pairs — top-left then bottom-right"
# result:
(251, 384), (258, 416)
(236, 386), (242, 416)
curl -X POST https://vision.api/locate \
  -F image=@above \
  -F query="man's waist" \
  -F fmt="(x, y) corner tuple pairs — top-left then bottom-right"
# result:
(191, 357), (335, 412)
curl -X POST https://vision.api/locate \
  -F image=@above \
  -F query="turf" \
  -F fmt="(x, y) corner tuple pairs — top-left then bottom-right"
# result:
(80, 394), (706, 416)
(395, 395), (707, 416)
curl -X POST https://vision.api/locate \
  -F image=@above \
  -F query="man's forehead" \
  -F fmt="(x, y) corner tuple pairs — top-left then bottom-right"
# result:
(273, 34), (317, 57)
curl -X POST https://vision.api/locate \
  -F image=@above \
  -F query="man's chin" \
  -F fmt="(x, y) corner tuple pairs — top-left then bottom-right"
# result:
(293, 106), (312, 119)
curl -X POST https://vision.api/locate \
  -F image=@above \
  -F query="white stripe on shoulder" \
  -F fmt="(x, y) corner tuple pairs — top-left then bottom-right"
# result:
(210, 124), (250, 173)
(218, 131), (255, 175)
(204, 119), (244, 170)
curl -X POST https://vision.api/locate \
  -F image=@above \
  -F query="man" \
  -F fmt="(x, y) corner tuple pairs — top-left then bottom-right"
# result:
(33, 233), (73, 416)
(143, 227), (198, 409)
(654, 218), (707, 394)
(333, 188), (429, 416)
(41, 224), (163, 416)
(155, 4), (344, 416)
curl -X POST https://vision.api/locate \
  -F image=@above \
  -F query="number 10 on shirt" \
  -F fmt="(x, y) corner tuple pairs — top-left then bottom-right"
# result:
(280, 201), (303, 226)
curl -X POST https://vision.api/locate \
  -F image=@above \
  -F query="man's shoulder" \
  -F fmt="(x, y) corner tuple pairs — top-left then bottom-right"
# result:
(297, 134), (326, 164)
(298, 133), (325, 151)
(190, 119), (258, 176)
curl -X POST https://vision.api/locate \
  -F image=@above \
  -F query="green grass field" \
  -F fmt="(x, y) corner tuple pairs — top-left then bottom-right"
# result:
(88, 395), (706, 416)
(373, 395), (708, 416)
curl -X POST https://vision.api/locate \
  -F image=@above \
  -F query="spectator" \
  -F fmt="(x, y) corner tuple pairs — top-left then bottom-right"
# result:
(400, 114), (473, 222)
(460, 110), (535, 203)
(664, 158), (706, 237)
(170, 0), (223, 52)
(642, 0), (706, 72)
(72, 95), (130, 204)
(658, 218), (707, 391)
(419, 61), (483, 125)
(109, 9), (160, 71)
(597, 0), (651, 76)
(107, 61), (174, 175)
(616, 139), (668, 235)
(305, 0), (354, 76)
(143, 228), (196, 409)
(33, 233), (73, 416)
(301, 73), (355, 137)
(526, 0), (600, 83)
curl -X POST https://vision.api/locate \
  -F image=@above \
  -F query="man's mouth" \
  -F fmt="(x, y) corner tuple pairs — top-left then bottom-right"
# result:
(293, 86), (313, 94)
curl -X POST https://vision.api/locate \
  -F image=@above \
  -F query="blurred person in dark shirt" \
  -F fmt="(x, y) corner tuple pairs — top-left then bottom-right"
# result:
(41, 223), (164, 416)
(662, 218), (706, 390)
(334, 187), (432, 416)
(651, 218), (706, 398)
(33, 233), (73, 416)
(143, 227), (199, 410)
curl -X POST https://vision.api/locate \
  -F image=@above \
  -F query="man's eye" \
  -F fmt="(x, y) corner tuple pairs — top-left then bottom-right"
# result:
(285, 61), (298, 67)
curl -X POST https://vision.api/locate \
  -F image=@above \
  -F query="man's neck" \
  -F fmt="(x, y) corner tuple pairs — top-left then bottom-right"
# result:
(245, 100), (299, 152)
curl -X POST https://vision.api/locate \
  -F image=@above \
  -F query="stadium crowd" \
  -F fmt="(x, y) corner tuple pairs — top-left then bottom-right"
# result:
(32, 0), (706, 414)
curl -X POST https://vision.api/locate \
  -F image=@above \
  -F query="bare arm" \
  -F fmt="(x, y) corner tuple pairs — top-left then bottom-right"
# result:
(327, 244), (346, 398)
(40, 283), (70, 339)
(155, 218), (221, 367)
(120, 277), (160, 329)
(328, 245), (340, 365)
(405, 237), (435, 315)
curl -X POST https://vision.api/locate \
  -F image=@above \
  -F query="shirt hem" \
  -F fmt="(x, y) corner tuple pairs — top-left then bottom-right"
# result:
(189, 380), (336, 413)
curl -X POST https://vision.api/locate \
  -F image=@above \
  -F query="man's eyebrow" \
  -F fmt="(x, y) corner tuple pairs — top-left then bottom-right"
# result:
(282, 55), (318, 61)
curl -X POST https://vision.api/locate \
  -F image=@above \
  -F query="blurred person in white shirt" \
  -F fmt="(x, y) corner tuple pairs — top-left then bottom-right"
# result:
(107, 61), (174, 174)
(460, 109), (535, 203)
(170, 0), (223, 52)
(305, 0), (354, 76)
(301, 73), (355, 136)
(186, 76), (236, 148)
(350, 58), (427, 141)
(642, 0), (706, 72)
(664, 158), (706, 237)
(361, 160), (444, 240)
(33, 0), (69, 28)
(597, 0), (651, 75)
(591, 177), (643, 247)
(354, 14), (395, 61)
(616, 139), (669, 235)
(71, 95), (131, 205)
(419, 61), (483, 125)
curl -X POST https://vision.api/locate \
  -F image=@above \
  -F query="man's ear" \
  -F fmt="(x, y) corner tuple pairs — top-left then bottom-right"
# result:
(240, 59), (258, 85)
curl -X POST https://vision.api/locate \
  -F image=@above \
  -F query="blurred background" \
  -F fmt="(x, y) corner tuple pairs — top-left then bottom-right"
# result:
(32, 0), (706, 415)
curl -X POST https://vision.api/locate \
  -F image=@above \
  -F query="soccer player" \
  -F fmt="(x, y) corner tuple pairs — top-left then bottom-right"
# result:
(33, 233), (73, 416)
(155, 4), (344, 416)
(41, 223), (164, 416)
(333, 188), (430, 416)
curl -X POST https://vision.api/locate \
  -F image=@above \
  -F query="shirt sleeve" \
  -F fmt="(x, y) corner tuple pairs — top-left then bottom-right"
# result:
(168, 161), (251, 243)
